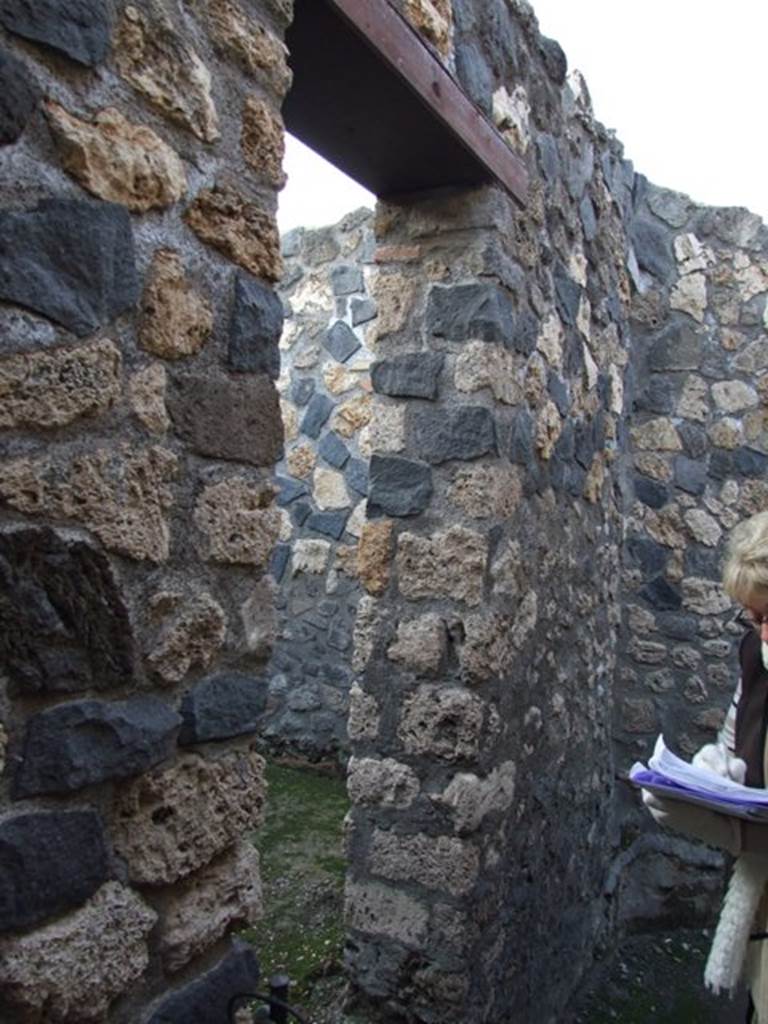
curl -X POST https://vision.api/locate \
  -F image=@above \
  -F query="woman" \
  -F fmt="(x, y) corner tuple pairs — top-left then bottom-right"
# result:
(643, 510), (768, 1022)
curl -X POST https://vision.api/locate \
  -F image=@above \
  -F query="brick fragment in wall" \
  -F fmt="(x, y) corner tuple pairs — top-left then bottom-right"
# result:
(0, 0), (111, 65)
(0, 446), (177, 563)
(45, 101), (187, 212)
(426, 283), (515, 343)
(409, 406), (496, 464)
(168, 373), (283, 466)
(146, 590), (227, 685)
(371, 352), (444, 400)
(207, 0), (292, 97)
(0, 337), (121, 429)
(115, 4), (219, 142)
(130, 363), (170, 433)
(241, 95), (286, 188)
(194, 477), (282, 566)
(345, 880), (429, 946)
(0, 809), (109, 933)
(157, 843), (262, 973)
(347, 756), (420, 808)
(185, 184), (282, 281)
(0, 48), (38, 144)
(14, 696), (181, 797)
(229, 272), (284, 377)
(358, 519), (393, 597)
(0, 525), (138, 697)
(324, 320), (361, 363)
(0, 882), (156, 1022)
(145, 939), (261, 1023)
(368, 454), (432, 517)
(431, 762), (517, 835)
(397, 526), (486, 605)
(179, 672), (268, 745)
(140, 249), (213, 360)
(398, 684), (497, 760)
(111, 750), (266, 885)
(0, 198), (137, 337)
(369, 830), (479, 897)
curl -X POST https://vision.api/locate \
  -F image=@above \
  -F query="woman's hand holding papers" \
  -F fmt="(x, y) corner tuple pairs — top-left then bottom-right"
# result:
(641, 787), (743, 855)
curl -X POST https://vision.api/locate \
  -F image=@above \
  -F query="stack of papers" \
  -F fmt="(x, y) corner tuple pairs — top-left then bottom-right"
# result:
(629, 735), (768, 821)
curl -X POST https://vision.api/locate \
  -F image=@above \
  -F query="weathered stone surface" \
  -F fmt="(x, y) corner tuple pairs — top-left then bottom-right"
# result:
(140, 249), (213, 360)
(402, 0), (453, 56)
(0, 0), (111, 65)
(711, 380), (758, 413)
(169, 373), (283, 466)
(397, 526), (486, 605)
(410, 406), (496, 464)
(115, 4), (218, 142)
(0, 446), (177, 563)
(347, 756), (420, 808)
(332, 264), (364, 295)
(348, 681), (380, 738)
(432, 762), (517, 834)
(648, 322), (703, 371)
(387, 614), (444, 675)
(358, 519), (393, 596)
(323, 362), (359, 396)
(426, 283), (514, 343)
(185, 184), (282, 281)
(293, 538), (330, 574)
(286, 443), (316, 478)
(0, 810), (109, 933)
(15, 697), (180, 797)
(493, 83), (531, 153)
(179, 673), (267, 745)
(324, 320), (361, 363)
(0, 48), (37, 144)
(369, 830), (479, 897)
(146, 590), (227, 685)
(146, 939), (261, 1023)
(318, 431), (350, 468)
(455, 340), (523, 404)
(0, 198), (137, 337)
(368, 401), (406, 453)
(194, 478), (281, 566)
(301, 393), (334, 438)
(112, 750), (266, 885)
(240, 577), (276, 655)
(398, 684), (495, 760)
(630, 217), (674, 281)
(371, 352), (444, 400)
(0, 337), (120, 430)
(333, 393), (373, 438)
(131, 362), (169, 433)
(207, 0), (291, 96)
(228, 272), (283, 378)
(670, 272), (707, 322)
(345, 457), (368, 496)
(241, 95), (285, 187)
(368, 454), (432, 517)
(447, 464), (522, 519)
(313, 467), (350, 510)
(682, 577), (731, 616)
(45, 102), (186, 212)
(345, 880), (428, 946)
(0, 883), (155, 1022)
(630, 417), (683, 452)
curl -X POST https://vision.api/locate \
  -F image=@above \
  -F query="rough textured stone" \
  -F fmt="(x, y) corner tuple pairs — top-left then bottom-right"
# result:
(0, 0), (111, 65)
(0, 445), (177, 563)
(0, 337), (120, 429)
(368, 454), (433, 517)
(397, 526), (486, 605)
(140, 249), (213, 360)
(194, 478), (281, 566)
(131, 362), (170, 433)
(684, 509), (722, 547)
(432, 762), (517, 835)
(0, 810), (109, 933)
(631, 418), (683, 452)
(286, 443), (317, 478)
(711, 380), (758, 413)
(240, 577), (276, 655)
(358, 519), (393, 596)
(158, 843), (262, 973)
(112, 750), (266, 885)
(292, 538), (330, 574)
(347, 756), (420, 808)
(185, 184), (282, 281)
(147, 590), (227, 685)
(207, 0), (291, 96)
(332, 264), (364, 295)
(0, 198), (137, 337)
(681, 577), (731, 616)
(15, 696), (180, 797)
(241, 95), (285, 187)
(493, 83), (531, 153)
(0, 48), (37, 144)
(648, 322), (703, 371)
(369, 402), (406, 453)
(398, 684), (495, 760)
(146, 939), (261, 1024)
(426, 283), (514, 343)
(345, 881), (428, 946)
(387, 613), (445, 675)
(115, 4), (218, 142)
(455, 340), (523, 404)
(402, 0), (453, 56)
(447, 464), (522, 519)
(179, 673), (267, 745)
(370, 830), (479, 897)
(630, 217), (674, 280)
(371, 352), (444, 400)
(169, 373), (283, 466)
(348, 681), (380, 737)
(228, 272), (284, 379)
(410, 406), (496, 463)
(313, 467), (350, 510)
(670, 272), (707, 322)
(0, 883), (155, 1022)
(333, 393), (373, 438)
(324, 320), (361, 363)
(45, 101), (186, 212)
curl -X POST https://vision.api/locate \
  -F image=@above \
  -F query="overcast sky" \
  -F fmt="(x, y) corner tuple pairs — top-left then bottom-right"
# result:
(277, 1), (768, 232)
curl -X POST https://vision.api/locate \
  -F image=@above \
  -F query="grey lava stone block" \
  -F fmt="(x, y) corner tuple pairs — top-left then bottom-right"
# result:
(0, 0), (112, 66)
(179, 673), (268, 745)
(368, 455), (433, 517)
(228, 272), (283, 379)
(323, 320), (361, 363)
(371, 352), (444, 400)
(0, 48), (38, 145)
(426, 283), (515, 343)
(410, 406), (496, 464)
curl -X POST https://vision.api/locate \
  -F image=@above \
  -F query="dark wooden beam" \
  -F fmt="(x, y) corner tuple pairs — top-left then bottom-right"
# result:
(283, 0), (528, 205)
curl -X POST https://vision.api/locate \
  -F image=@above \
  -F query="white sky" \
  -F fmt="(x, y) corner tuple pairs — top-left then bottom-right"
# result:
(277, 1), (768, 233)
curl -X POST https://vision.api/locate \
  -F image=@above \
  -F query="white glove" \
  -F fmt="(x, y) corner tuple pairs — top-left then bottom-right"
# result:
(692, 742), (747, 784)
(641, 788), (742, 855)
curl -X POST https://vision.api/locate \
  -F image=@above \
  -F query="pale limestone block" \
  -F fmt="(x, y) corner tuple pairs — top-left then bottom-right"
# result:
(577, 294), (592, 344)
(332, 393), (372, 438)
(568, 245), (588, 287)
(398, 684), (496, 760)
(324, 363), (359, 396)
(372, 270), (415, 339)
(0, 338), (121, 429)
(293, 538), (331, 574)
(458, 612), (511, 683)
(645, 506), (686, 548)
(358, 424), (373, 458)
(185, 183), (282, 282)
(744, 410), (768, 453)
(633, 453), (672, 482)
(347, 756), (420, 808)
(278, 320), (301, 352)
(682, 577), (731, 616)
(351, 595), (381, 673)
(130, 363), (169, 433)
(448, 464), (523, 520)
(115, 5), (219, 142)
(286, 443), (316, 479)
(676, 374), (709, 422)
(158, 843), (262, 973)
(630, 417), (682, 452)
(708, 417), (743, 450)
(278, 508), (292, 542)
(240, 577), (276, 656)
(711, 380), (758, 413)
(45, 101), (186, 211)
(369, 830), (479, 897)
(0, 884), (155, 1021)
(402, 0), (453, 57)
(313, 467), (350, 510)
(368, 401), (406, 453)
(583, 452), (606, 504)
(147, 590), (227, 684)
(684, 509), (722, 547)
(582, 339), (598, 391)
(194, 479), (280, 566)
(293, 344), (320, 369)
(335, 544), (359, 579)
(112, 750), (266, 885)
(280, 398), (299, 442)
(733, 339), (768, 374)
(432, 762), (517, 834)
(454, 340), (523, 405)
(673, 233), (710, 274)
(139, 249), (213, 360)
(536, 312), (564, 368)
(241, 95), (285, 188)
(207, 0), (292, 96)
(345, 880), (428, 946)
(348, 683), (380, 740)
(535, 399), (562, 460)
(626, 605), (657, 634)
(721, 480), (740, 506)
(670, 272), (707, 322)
(358, 519), (393, 596)
(734, 255), (768, 302)
(492, 83), (531, 153)
(290, 272), (333, 316)
(387, 613), (445, 675)
(346, 500), (367, 539)
(524, 351), (548, 406)
(396, 526), (487, 606)
(720, 327), (747, 352)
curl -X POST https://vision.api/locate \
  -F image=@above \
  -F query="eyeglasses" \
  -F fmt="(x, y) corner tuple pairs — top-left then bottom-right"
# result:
(734, 610), (768, 631)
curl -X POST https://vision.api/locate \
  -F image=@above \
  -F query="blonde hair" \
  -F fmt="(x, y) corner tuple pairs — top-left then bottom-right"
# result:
(723, 511), (768, 606)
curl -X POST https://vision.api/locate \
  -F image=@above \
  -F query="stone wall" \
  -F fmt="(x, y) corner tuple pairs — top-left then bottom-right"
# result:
(0, 0), (290, 1019)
